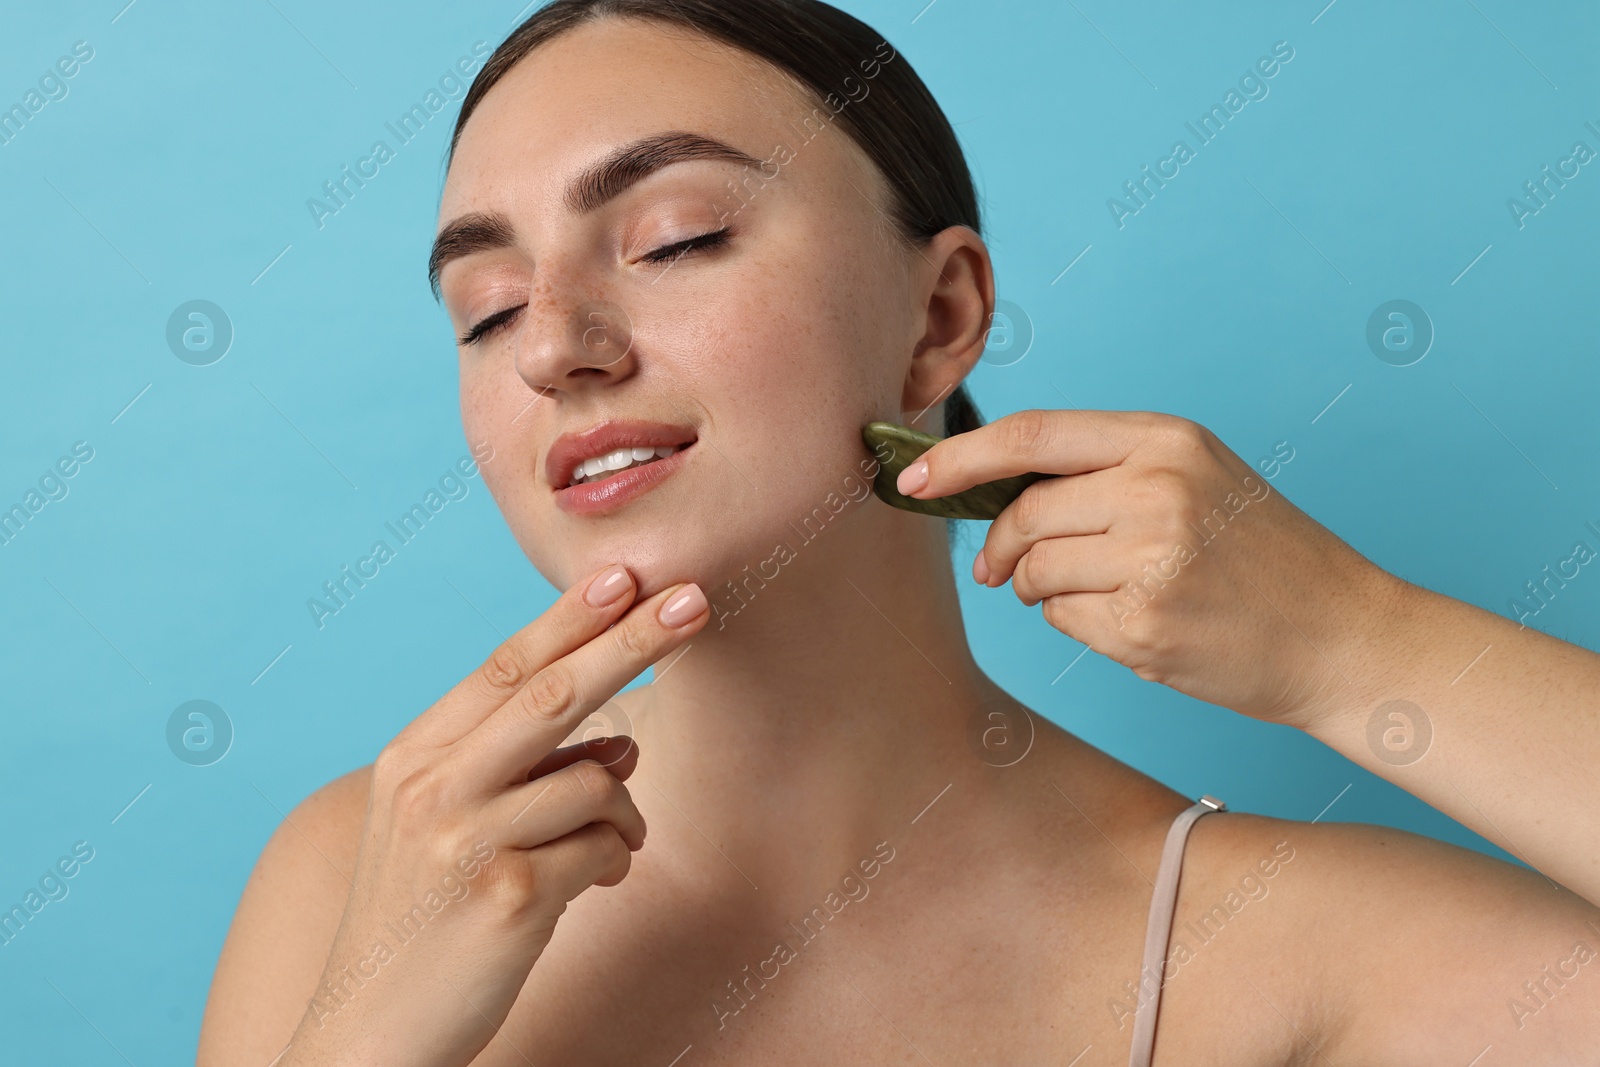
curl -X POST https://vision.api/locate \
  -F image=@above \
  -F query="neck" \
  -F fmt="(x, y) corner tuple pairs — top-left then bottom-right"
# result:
(637, 494), (1002, 877)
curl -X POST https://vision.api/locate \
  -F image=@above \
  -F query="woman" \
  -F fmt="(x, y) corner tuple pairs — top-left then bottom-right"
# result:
(198, 1), (1600, 1064)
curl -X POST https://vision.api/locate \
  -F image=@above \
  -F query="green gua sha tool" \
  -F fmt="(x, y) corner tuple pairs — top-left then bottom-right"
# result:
(862, 421), (1051, 521)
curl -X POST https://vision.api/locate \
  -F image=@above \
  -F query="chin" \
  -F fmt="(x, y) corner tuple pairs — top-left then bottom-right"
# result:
(522, 527), (721, 603)
(516, 451), (857, 603)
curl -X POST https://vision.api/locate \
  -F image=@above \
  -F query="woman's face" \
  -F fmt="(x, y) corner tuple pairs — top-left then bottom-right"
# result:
(436, 17), (927, 598)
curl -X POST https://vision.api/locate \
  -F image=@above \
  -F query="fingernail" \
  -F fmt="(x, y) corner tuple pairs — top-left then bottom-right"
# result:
(659, 583), (708, 628)
(973, 552), (990, 584)
(896, 458), (928, 496)
(584, 564), (632, 607)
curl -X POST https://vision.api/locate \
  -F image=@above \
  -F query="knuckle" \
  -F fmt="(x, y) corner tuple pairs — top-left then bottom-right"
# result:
(1130, 410), (1170, 443)
(481, 643), (531, 697)
(371, 743), (413, 792)
(1039, 593), (1061, 626)
(390, 766), (448, 823)
(1113, 595), (1165, 653)
(1138, 543), (1180, 584)
(517, 665), (578, 726)
(607, 618), (653, 662)
(481, 854), (541, 916)
(1128, 652), (1172, 687)
(570, 759), (615, 803)
(424, 831), (474, 877)
(1157, 416), (1210, 459)
(1008, 482), (1048, 540)
(1003, 408), (1051, 457)
(1111, 612), (1151, 654)
(1040, 593), (1073, 632)
(1013, 547), (1038, 594)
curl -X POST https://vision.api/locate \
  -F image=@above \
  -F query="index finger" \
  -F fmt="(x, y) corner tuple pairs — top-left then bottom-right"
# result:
(451, 581), (707, 787)
(898, 409), (1157, 501)
(401, 562), (641, 748)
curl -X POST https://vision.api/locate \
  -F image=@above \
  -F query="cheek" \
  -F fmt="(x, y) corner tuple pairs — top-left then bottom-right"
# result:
(457, 361), (508, 471)
(458, 355), (538, 514)
(658, 233), (900, 539)
(457, 363), (489, 444)
(689, 232), (895, 428)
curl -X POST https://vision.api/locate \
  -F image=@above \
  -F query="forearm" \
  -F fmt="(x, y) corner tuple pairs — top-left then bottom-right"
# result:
(1307, 574), (1600, 904)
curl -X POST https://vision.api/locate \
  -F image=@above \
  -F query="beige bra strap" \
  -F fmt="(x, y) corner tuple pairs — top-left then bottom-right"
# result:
(1127, 795), (1226, 1067)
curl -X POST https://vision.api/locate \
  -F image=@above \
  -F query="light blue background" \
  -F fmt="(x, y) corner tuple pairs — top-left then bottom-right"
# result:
(2, 0), (1596, 1060)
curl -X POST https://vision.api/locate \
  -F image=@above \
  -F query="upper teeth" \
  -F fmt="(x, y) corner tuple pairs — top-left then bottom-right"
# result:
(570, 445), (681, 486)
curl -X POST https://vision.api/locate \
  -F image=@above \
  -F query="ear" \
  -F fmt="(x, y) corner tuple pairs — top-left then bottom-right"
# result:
(900, 225), (995, 428)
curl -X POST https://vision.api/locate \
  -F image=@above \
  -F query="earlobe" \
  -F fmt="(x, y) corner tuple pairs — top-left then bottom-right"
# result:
(900, 226), (995, 421)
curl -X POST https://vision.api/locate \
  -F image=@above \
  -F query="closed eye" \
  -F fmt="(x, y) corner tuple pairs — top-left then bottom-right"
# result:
(641, 226), (731, 265)
(457, 227), (732, 345)
(458, 304), (524, 347)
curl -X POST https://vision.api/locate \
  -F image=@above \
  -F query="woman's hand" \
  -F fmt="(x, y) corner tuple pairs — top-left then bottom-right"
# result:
(902, 406), (1600, 904)
(897, 409), (1401, 729)
(283, 564), (708, 1067)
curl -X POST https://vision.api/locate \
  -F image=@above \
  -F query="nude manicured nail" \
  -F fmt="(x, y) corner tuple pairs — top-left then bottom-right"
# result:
(584, 565), (632, 607)
(972, 551), (991, 584)
(896, 458), (929, 496)
(659, 584), (707, 628)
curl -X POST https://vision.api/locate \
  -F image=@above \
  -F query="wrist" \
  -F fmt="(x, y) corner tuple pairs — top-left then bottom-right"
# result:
(1293, 561), (1419, 737)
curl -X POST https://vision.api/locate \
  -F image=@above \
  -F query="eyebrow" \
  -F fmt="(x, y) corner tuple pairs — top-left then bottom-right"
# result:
(428, 130), (764, 298)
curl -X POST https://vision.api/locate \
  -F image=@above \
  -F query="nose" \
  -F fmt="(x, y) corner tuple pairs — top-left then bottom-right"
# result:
(514, 272), (637, 397)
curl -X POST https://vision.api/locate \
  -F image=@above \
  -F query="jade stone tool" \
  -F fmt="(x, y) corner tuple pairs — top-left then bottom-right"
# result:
(862, 421), (1051, 521)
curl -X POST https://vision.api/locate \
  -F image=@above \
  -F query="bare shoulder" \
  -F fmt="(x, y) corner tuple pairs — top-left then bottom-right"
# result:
(1009, 723), (1600, 1064)
(196, 765), (373, 1066)
(1004, 726), (1311, 1063)
(1162, 809), (1600, 1065)
(1018, 714), (1195, 837)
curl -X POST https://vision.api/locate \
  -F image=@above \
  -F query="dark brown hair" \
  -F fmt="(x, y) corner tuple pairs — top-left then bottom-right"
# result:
(445, 0), (986, 440)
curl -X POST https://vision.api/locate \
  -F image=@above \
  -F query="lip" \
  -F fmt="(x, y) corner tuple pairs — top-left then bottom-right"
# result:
(547, 418), (698, 517)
